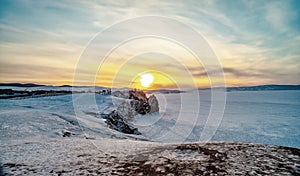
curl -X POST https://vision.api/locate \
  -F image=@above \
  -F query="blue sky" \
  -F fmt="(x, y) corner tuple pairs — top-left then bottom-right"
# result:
(0, 0), (299, 86)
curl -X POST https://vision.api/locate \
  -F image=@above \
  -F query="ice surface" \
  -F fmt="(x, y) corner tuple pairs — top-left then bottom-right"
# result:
(134, 90), (300, 147)
(0, 90), (299, 148)
(1, 89), (299, 175)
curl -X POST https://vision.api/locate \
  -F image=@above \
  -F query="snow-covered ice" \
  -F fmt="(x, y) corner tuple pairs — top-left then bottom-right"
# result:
(0, 89), (299, 175)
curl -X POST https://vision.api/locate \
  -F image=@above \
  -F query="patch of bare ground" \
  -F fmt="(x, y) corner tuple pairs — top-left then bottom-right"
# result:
(2, 142), (300, 175)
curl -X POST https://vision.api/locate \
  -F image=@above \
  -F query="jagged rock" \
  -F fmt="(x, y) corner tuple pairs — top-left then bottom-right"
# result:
(131, 100), (150, 115)
(105, 111), (141, 135)
(128, 90), (152, 115)
(116, 100), (137, 119)
(129, 89), (148, 102)
(107, 89), (160, 134)
(113, 89), (159, 116)
(148, 95), (159, 113)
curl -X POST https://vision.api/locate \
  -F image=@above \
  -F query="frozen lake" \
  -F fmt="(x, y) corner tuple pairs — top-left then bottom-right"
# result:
(137, 90), (300, 148)
(213, 90), (300, 148)
(0, 90), (299, 148)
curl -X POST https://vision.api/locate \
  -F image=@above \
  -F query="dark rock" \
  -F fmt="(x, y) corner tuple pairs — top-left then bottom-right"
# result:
(108, 89), (160, 134)
(105, 111), (141, 135)
(62, 130), (72, 137)
(131, 100), (150, 115)
(128, 89), (153, 115)
(112, 89), (159, 115)
(3, 163), (16, 168)
(129, 89), (147, 102)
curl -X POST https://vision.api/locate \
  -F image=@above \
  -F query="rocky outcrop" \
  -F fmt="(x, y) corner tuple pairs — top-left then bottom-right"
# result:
(148, 95), (159, 113)
(130, 100), (150, 115)
(105, 89), (159, 135)
(104, 111), (141, 135)
(116, 99), (137, 119)
(128, 89), (159, 115)
(129, 89), (148, 102)
(113, 89), (159, 117)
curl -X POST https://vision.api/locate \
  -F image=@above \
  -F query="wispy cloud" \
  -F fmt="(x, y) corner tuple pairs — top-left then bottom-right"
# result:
(0, 0), (299, 87)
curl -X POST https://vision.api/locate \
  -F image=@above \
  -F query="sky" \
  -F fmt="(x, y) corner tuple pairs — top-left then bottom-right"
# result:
(0, 0), (299, 88)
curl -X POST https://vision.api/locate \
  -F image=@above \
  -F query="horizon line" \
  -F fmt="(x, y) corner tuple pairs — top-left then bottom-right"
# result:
(0, 82), (300, 90)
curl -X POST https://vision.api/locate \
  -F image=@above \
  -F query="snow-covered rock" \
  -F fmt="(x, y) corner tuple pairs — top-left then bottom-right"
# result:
(112, 89), (159, 116)
(129, 89), (148, 102)
(106, 89), (159, 134)
(130, 100), (150, 115)
(105, 110), (141, 135)
(116, 99), (137, 120)
(148, 95), (159, 113)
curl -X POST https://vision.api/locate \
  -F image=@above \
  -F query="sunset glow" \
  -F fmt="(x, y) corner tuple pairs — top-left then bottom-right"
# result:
(140, 73), (154, 88)
(0, 1), (299, 88)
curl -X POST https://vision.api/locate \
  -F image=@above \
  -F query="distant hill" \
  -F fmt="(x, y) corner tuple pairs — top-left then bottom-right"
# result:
(0, 83), (45, 87)
(198, 85), (300, 91)
(59, 85), (72, 87)
(146, 89), (184, 94)
(226, 85), (300, 91)
(1, 83), (299, 91)
(0, 83), (109, 90)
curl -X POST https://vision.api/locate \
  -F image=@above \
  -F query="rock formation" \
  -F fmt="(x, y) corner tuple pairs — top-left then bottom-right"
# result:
(104, 89), (159, 134)
(148, 95), (159, 113)
(113, 89), (159, 116)
(116, 99), (137, 120)
(104, 110), (141, 135)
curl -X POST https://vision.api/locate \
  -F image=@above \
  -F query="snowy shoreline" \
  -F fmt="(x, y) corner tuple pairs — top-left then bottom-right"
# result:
(1, 137), (300, 175)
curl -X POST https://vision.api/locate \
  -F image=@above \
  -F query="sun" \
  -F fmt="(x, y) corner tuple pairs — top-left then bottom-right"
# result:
(140, 73), (154, 87)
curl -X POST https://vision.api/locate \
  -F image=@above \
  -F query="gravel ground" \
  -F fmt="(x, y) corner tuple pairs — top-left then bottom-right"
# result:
(1, 138), (299, 176)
